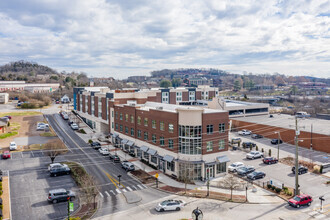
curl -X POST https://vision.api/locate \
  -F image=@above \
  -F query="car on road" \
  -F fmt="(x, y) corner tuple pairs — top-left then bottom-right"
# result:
(242, 142), (256, 148)
(48, 163), (69, 171)
(246, 151), (263, 159)
(90, 141), (101, 149)
(251, 134), (263, 139)
(9, 142), (17, 151)
(109, 154), (120, 163)
(68, 119), (74, 125)
(50, 166), (71, 177)
(288, 194), (312, 208)
(247, 171), (266, 180)
(292, 166), (308, 175)
(55, 100), (60, 104)
(238, 129), (252, 136)
(155, 200), (185, 212)
(99, 147), (110, 156)
(271, 139), (283, 145)
(47, 188), (76, 204)
(70, 123), (79, 130)
(231, 137), (242, 144)
(121, 161), (135, 171)
(61, 112), (69, 120)
(228, 162), (244, 172)
(263, 157), (278, 164)
(237, 166), (255, 176)
(2, 151), (10, 159)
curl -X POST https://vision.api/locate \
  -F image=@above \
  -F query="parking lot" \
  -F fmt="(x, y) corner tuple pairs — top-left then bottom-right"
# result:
(0, 151), (79, 220)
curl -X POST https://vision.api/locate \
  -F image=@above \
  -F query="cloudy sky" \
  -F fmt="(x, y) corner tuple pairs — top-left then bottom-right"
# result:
(0, 0), (330, 79)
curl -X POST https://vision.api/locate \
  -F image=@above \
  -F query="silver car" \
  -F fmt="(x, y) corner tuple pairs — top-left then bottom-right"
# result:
(155, 200), (185, 212)
(47, 188), (75, 204)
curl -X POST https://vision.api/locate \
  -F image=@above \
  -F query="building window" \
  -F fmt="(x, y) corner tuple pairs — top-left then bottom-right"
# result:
(160, 121), (164, 131)
(169, 139), (173, 149)
(120, 113), (123, 120)
(162, 92), (169, 104)
(112, 122), (114, 129)
(98, 100), (102, 118)
(137, 116), (141, 125)
(152, 134), (156, 144)
(219, 123), (225, 133)
(131, 128), (134, 136)
(143, 152), (149, 160)
(120, 125), (123, 132)
(130, 115), (134, 123)
(125, 114), (128, 122)
(176, 92), (182, 102)
(151, 155), (157, 164)
(178, 125), (202, 155)
(219, 140), (225, 150)
(207, 125), (213, 134)
(115, 123), (118, 130)
(115, 112), (118, 119)
(112, 111), (114, 117)
(167, 161), (175, 172)
(144, 132), (148, 140)
(125, 126), (128, 134)
(144, 118), (148, 126)
(189, 91), (195, 101)
(169, 123), (174, 133)
(137, 130), (141, 138)
(160, 136), (164, 146)
(152, 120), (156, 129)
(216, 163), (226, 174)
(206, 141), (213, 152)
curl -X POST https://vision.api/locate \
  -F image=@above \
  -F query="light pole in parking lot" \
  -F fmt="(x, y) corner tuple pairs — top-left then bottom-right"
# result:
(275, 132), (281, 160)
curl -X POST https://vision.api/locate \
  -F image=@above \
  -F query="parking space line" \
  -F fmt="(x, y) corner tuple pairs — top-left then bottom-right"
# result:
(126, 186), (133, 191)
(99, 192), (104, 198)
(116, 189), (122, 194)
(105, 191), (110, 197)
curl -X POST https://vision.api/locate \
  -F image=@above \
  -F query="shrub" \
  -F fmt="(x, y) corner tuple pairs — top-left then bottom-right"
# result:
(326, 181), (330, 185)
(261, 148), (264, 153)
(268, 149), (272, 156)
(275, 188), (281, 193)
(320, 165), (323, 174)
(256, 146), (258, 151)
(283, 186), (288, 191)
(88, 139), (93, 144)
(271, 185), (276, 191)
(287, 191), (293, 196)
(267, 184), (272, 189)
(0, 190), (2, 196)
(79, 129), (86, 134)
(7, 122), (10, 127)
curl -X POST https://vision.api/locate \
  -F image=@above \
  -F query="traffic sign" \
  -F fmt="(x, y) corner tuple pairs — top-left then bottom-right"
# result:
(155, 173), (159, 178)
(69, 202), (74, 212)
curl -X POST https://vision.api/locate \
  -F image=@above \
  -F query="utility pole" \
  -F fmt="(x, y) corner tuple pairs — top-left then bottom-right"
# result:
(310, 124), (313, 163)
(295, 117), (300, 196)
(275, 132), (280, 160)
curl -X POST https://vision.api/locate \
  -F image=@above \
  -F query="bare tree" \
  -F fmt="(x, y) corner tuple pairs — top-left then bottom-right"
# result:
(218, 174), (241, 200)
(81, 174), (100, 209)
(43, 140), (68, 163)
(178, 162), (194, 194)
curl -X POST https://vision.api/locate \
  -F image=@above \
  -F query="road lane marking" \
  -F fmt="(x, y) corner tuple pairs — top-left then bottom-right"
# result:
(116, 189), (122, 194)
(110, 190), (115, 195)
(105, 191), (110, 197)
(103, 170), (118, 189)
(137, 184), (144, 189)
(132, 185), (138, 190)
(99, 192), (104, 198)
(126, 186), (133, 191)
(122, 189), (127, 193)
(141, 184), (147, 188)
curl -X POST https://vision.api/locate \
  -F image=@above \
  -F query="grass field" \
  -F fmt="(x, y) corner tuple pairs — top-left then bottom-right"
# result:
(0, 131), (18, 139)
(0, 111), (42, 117)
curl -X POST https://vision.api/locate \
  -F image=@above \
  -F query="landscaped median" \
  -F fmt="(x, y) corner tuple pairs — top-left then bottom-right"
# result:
(63, 162), (99, 220)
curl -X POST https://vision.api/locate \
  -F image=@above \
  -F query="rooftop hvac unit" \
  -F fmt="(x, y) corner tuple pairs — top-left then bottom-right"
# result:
(156, 106), (163, 110)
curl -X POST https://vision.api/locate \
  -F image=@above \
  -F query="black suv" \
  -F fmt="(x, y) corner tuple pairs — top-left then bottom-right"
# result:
(90, 141), (101, 149)
(237, 166), (255, 176)
(109, 154), (120, 163)
(292, 166), (308, 175)
(242, 142), (256, 148)
(50, 167), (71, 177)
(271, 139), (283, 145)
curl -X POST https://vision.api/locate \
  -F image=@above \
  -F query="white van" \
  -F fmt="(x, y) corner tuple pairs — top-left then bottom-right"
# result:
(9, 142), (17, 150)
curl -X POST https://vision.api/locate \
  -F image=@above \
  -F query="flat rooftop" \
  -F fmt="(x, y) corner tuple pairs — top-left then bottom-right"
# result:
(233, 114), (330, 136)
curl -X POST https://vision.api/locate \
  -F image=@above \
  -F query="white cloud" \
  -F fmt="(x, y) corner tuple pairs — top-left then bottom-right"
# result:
(0, 0), (329, 78)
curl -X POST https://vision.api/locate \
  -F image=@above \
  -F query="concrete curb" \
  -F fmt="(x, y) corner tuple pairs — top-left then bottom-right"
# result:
(122, 192), (142, 204)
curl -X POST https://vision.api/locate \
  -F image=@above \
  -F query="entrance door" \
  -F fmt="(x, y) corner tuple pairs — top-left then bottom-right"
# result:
(206, 166), (214, 179)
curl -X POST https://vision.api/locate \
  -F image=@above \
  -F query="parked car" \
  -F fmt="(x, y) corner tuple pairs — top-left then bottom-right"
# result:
(271, 139), (283, 145)
(231, 137), (242, 144)
(246, 151), (263, 159)
(47, 188), (75, 204)
(288, 194), (312, 208)
(70, 123), (79, 130)
(155, 200), (185, 212)
(238, 129), (252, 136)
(237, 166), (255, 176)
(247, 171), (266, 180)
(251, 134), (263, 139)
(68, 119), (74, 125)
(55, 100), (60, 104)
(242, 142), (256, 148)
(90, 141), (101, 149)
(50, 166), (71, 177)
(9, 142), (17, 151)
(109, 154), (120, 163)
(37, 123), (49, 131)
(99, 147), (110, 156)
(48, 163), (69, 171)
(263, 157), (278, 164)
(121, 161), (135, 171)
(292, 166), (308, 175)
(2, 151), (10, 159)
(62, 113), (69, 120)
(269, 114), (274, 118)
(228, 162), (244, 172)
(0, 117), (9, 122)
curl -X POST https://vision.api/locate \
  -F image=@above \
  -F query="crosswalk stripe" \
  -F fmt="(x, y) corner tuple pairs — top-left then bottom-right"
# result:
(105, 191), (110, 197)
(141, 184), (147, 188)
(315, 214), (326, 219)
(116, 189), (122, 194)
(110, 190), (115, 195)
(301, 208), (311, 213)
(132, 185), (138, 190)
(99, 192), (104, 198)
(127, 186), (133, 191)
(122, 189), (127, 192)
(137, 184), (144, 189)
(308, 211), (318, 215)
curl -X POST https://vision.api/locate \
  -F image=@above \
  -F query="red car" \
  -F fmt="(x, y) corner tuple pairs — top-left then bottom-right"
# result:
(263, 157), (278, 164)
(288, 194), (312, 208)
(2, 151), (11, 159)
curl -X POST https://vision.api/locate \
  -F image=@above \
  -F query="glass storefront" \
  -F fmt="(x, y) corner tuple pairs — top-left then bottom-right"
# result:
(178, 162), (202, 181)
(178, 125), (202, 155)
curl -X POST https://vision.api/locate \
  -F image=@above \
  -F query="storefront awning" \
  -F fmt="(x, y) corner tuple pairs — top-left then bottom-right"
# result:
(121, 139), (128, 144)
(147, 148), (157, 156)
(217, 155), (230, 163)
(175, 159), (204, 164)
(163, 155), (174, 163)
(126, 141), (134, 147)
(134, 145), (140, 149)
(140, 145), (149, 152)
(205, 161), (217, 166)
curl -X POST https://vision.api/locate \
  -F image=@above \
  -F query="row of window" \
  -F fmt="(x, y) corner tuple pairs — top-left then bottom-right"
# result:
(206, 123), (226, 134)
(206, 140), (226, 152)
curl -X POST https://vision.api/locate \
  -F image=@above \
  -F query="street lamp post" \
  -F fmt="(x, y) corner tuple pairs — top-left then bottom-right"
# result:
(118, 174), (122, 187)
(294, 117), (300, 196)
(275, 132), (280, 160)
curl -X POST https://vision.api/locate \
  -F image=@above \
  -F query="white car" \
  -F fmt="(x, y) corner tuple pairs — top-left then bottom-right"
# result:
(99, 147), (110, 156)
(37, 123), (49, 131)
(70, 123), (79, 130)
(238, 129), (252, 136)
(246, 151), (263, 159)
(155, 200), (185, 212)
(9, 142), (17, 151)
(228, 162), (244, 172)
(48, 163), (69, 171)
